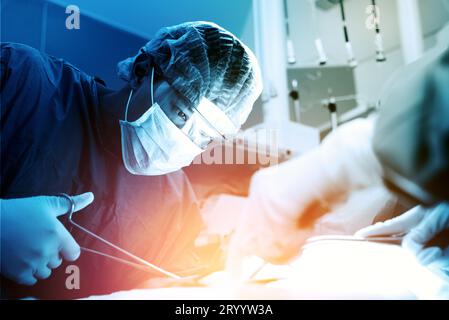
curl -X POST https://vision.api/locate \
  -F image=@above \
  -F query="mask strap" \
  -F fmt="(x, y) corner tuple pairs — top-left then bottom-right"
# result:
(124, 89), (134, 122)
(150, 67), (155, 106)
(123, 67), (155, 122)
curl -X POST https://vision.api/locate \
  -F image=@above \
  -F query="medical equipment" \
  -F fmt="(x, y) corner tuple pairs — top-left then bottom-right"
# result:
(309, 0), (328, 65)
(287, 66), (357, 130)
(304, 234), (405, 249)
(283, 0), (296, 64)
(357, 205), (449, 270)
(60, 193), (182, 280)
(370, 0), (387, 62)
(289, 79), (301, 122)
(326, 97), (339, 131)
(315, 39), (328, 66)
(338, 0), (357, 67)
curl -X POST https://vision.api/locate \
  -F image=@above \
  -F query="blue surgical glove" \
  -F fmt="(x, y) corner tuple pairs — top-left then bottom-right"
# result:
(0, 193), (94, 286)
(356, 204), (449, 277)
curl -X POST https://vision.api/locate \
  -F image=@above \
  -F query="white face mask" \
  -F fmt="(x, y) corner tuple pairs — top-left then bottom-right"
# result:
(119, 69), (203, 176)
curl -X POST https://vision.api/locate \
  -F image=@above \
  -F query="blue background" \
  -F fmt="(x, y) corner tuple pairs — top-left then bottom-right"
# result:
(1, 0), (254, 89)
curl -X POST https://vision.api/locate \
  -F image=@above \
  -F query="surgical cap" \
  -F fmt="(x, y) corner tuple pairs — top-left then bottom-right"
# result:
(117, 21), (263, 128)
(374, 48), (449, 203)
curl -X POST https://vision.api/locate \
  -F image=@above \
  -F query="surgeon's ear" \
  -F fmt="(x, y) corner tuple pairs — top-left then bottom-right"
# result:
(132, 52), (151, 83)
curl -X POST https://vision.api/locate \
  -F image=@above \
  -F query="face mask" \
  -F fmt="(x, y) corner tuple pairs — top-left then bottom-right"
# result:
(119, 69), (204, 176)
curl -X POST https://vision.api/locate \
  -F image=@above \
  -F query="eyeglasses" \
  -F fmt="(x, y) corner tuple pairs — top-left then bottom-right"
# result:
(181, 99), (238, 150)
(183, 109), (226, 150)
(143, 66), (237, 151)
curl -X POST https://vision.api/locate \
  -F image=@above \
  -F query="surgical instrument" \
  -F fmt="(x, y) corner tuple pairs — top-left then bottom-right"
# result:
(60, 193), (182, 280)
(304, 234), (405, 249)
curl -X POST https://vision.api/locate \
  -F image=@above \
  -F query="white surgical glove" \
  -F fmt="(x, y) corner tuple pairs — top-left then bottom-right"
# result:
(0, 193), (94, 286)
(356, 204), (449, 276)
(227, 119), (386, 271)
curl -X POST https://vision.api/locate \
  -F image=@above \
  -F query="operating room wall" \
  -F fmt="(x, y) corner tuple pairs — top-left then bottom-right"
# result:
(48, 0), (255, 50)
(287, 0), (449, 105)
(1, 0), (255, 90)
(1, 0), (150, 89)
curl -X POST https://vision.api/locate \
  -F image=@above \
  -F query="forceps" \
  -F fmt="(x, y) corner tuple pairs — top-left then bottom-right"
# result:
(60, 193), (182, 280)
(304, 234), (405, 248)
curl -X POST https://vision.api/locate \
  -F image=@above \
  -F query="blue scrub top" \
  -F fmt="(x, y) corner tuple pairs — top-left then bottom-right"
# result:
(0, 43), (203, 299)
(1, 42), (104, 197)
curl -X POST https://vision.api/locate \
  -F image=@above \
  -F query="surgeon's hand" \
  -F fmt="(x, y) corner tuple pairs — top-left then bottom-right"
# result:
(356, 204), (449, 275)
(227, 119), (387, 273)
(0, 192), (94, 286)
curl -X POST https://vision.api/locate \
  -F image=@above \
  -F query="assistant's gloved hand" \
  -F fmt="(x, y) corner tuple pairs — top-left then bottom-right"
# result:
(227, 119), (387, 273)
(0, 193), (94, 286)
(356, 204), (449, 276)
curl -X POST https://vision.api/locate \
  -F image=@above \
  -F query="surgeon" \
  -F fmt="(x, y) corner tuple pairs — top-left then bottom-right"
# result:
(0, 21), (262, 298)
(228, 34), (449, 283)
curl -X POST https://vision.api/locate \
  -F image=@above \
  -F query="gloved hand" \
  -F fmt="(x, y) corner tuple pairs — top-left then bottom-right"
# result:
(227, 119), (387, 271)
(356, 204), (449, 275)
(0, 193), (94, 286)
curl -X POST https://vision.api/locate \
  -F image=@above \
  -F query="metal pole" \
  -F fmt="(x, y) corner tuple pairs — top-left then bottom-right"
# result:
(253, 0), (291, 128)
(396, 0), (424, 64)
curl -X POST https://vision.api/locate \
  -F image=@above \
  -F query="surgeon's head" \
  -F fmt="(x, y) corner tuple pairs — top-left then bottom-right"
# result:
(117, 21), (263, 176)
